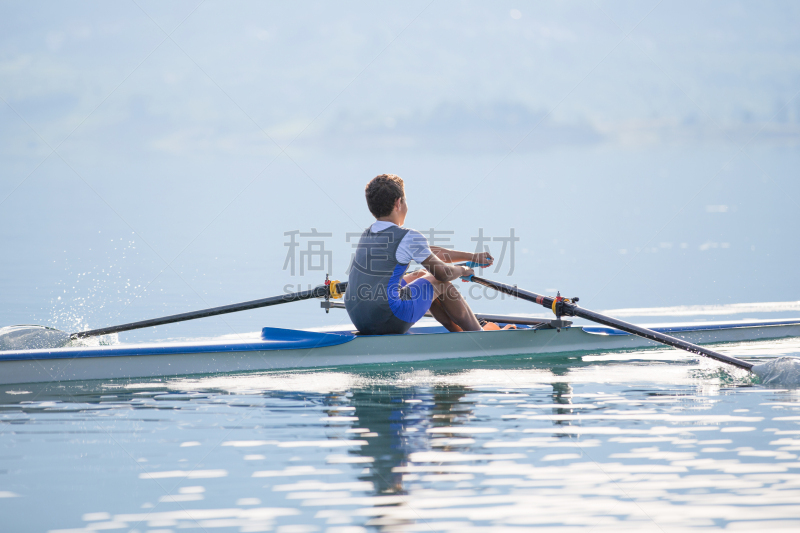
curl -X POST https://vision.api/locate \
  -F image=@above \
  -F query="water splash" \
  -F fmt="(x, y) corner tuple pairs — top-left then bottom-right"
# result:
(40, 237), (142, 335)
(65, 332), (119, 349)
(0, 326), (117, 351)
(752, 357), (800, 387)
(0, 325), (70, 351)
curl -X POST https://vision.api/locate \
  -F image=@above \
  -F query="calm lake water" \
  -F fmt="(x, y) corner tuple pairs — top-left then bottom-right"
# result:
(2, 337), (800, 532)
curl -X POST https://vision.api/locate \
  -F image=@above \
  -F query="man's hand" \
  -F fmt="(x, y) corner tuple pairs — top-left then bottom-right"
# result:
(460, 266), (475, 279)
(471, 252), (494, 267)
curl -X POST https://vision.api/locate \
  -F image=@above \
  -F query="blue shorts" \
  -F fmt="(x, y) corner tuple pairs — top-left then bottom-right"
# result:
(389, 278), (435, 324)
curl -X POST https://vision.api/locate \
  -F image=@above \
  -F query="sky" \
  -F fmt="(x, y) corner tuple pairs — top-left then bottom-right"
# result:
(3, 1), (799, 154)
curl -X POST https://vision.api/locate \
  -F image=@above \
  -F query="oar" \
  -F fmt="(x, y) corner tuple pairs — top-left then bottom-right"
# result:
(466, 275), (754, 371)
(71, 281), (349, 339)
(0, 282), (347, 350)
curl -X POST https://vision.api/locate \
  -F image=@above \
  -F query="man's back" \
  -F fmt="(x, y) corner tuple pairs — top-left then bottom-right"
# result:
(346, 224), (414, 335)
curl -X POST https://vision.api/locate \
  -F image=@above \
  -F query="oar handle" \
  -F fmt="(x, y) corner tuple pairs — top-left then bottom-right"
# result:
(469, 276), (754, 371)
(456, 260), (492, 282)
(70, 282), (348, 340)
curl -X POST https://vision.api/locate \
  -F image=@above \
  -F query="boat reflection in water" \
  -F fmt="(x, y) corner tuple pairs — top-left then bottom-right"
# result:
(343, 385), (474, 497)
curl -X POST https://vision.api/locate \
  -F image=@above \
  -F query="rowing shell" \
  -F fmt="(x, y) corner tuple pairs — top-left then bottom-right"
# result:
(0, 318), (798, 386)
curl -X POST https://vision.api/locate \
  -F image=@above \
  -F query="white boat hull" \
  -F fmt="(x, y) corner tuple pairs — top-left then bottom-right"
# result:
(0, 319), (798, 385)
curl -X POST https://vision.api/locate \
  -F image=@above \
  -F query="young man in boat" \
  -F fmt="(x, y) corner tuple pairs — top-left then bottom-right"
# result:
(345, 173), (494, 335)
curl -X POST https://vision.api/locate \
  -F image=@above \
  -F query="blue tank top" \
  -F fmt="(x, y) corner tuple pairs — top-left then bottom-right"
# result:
(345, 225), (413, 335)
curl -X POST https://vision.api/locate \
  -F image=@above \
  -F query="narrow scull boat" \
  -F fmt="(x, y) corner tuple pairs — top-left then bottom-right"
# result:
(0, 317), (798, 385)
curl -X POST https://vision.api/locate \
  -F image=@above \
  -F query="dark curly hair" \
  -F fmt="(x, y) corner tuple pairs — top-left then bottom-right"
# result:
(365, 174), (405, 218)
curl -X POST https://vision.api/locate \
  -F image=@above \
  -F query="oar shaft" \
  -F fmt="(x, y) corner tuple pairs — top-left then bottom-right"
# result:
(70, 282), (348, 339)
(470, 276), (754, 371)
(574, 307), (753, 370)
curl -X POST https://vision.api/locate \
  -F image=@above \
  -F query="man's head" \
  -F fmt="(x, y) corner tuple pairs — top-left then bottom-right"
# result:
(365, 174), (406, 220)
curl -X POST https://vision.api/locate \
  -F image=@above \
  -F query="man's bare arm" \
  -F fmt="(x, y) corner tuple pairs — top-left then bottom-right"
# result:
(430, 246), (494, 266)
(421, 254), (473, 282)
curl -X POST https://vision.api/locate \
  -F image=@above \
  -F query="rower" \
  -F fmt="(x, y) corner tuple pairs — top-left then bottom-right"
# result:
(345, 174), (493, 335)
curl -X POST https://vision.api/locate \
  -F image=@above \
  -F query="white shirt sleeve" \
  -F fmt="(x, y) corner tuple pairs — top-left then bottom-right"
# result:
(396, 229), (432, 265)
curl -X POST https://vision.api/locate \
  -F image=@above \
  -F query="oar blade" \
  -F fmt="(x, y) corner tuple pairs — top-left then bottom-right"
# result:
(0, 325), (71, 351)
(752, 357), (800, 386)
